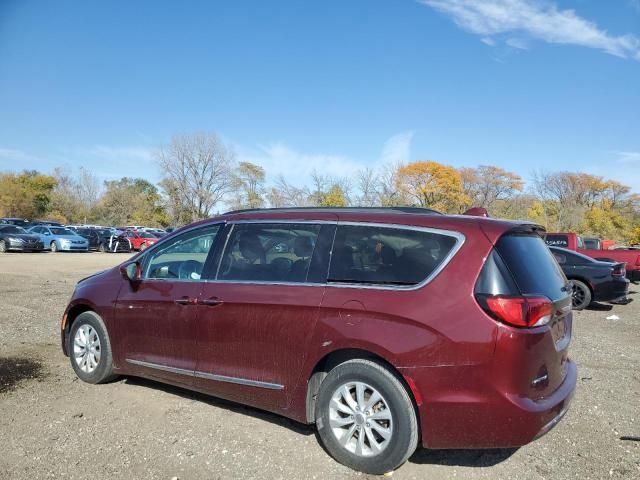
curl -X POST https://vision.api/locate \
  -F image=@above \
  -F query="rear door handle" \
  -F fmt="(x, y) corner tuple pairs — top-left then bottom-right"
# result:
(175, 297), (197, 305)
(199, 297), (223, 307)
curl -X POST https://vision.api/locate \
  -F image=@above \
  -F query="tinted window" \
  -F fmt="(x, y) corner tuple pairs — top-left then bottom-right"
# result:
(0, 226), (26, 234)
(496, 234), (567, 300)
(328, 225), (458, 286)
(583, 238), (600, 249)
(218, 223), (321, 283)
(545, 234), (569, 247)
(551, 247), (593, 265)
(144, 225), (220, 281)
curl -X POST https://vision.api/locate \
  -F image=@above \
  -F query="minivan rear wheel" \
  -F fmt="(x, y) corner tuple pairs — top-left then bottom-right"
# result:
(68, 311), (116, 384)
(315, 359), (418, 475)
(571, 280), (592, 310)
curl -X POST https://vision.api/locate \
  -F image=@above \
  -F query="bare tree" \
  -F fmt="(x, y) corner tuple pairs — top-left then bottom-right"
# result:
(157, 132), (235, 221)
(230, 161), (266, 210)
(266, 175), (311, 207)
(354, 167), (380, 207)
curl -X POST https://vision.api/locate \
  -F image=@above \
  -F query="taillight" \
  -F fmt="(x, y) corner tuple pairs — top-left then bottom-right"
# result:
(479, 295), (554, 328)
(635, 256), (640, 267)
(612, 264), (626, 277)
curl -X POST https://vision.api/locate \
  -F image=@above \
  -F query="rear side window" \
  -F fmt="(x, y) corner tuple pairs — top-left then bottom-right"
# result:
(545, 234), (569, 247)
(218, 223), (322, 283)
(496, 234), (567, 300)
(328, 225), (458, 286)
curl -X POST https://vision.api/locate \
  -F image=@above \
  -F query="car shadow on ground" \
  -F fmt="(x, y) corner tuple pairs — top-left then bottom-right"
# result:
(409, 447), (517, 467)
(122, 375), (517, 468)
(586, 302), (614, 311)
(122, 376), (315, 436)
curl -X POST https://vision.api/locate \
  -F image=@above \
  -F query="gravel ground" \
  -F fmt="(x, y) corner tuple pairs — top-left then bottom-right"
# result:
(0, 253), (639, 479)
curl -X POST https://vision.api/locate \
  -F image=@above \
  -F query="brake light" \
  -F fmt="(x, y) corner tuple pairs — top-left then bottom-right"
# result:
(482, 295), (554, 328)
(612, 264), (626, 277)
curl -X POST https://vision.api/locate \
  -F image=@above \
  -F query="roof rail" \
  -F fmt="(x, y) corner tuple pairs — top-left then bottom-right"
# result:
(222, 206), (443, 215)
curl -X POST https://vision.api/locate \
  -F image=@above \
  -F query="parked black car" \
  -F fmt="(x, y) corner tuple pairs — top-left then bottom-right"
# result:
(27, 219), (64, 228)
(0, 217), (30, 227)
(0, 225), (44, 253)
(550, 246), (630, 310)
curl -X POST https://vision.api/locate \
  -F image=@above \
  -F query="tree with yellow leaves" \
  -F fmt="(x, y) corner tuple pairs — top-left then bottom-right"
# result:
(395, 161), (469, 213)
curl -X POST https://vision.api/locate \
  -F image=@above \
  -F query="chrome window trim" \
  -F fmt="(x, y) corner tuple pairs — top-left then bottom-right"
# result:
(140, 222), (225, 281)
(208, 219), (465, 291)
(133, 219), (465, 291)
(125, 359), (284, 390)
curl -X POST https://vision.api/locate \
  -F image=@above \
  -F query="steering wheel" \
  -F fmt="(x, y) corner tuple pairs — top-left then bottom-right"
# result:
(177, 260), (203, 280)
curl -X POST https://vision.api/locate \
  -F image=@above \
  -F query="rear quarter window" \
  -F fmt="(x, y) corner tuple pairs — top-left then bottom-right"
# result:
(328, 224), (460, 286)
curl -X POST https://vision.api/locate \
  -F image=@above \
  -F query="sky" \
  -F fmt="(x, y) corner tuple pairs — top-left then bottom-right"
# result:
(0, 0), (638, 192)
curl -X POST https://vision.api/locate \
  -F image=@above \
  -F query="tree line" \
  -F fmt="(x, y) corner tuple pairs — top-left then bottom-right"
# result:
(1, 131), (639, 243)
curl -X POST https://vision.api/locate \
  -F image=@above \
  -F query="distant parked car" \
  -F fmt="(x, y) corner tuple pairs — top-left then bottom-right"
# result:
(549, 247), (629, 310)
(0, 225), (44, 252)
(582, 237), (601, 250)
(0, 217), (31, 227)
(28, 225), (89, 252)
(27, 219), (64, 228)
(124, 230), (158, 251)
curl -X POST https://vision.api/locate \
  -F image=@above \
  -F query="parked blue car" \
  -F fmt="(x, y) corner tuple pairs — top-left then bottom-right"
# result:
(27, 225), (89, 252)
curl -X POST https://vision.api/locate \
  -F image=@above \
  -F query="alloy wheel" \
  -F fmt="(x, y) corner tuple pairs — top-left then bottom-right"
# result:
(572, 284), (586, 307)
(328, 381), (393, 457)
(0, 240), (6, 253)
(73, 324), (101, 373)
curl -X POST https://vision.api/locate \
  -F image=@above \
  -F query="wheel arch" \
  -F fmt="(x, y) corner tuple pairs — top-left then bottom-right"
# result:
(62, 303), (95, 355)
(304, 348), (422, 432)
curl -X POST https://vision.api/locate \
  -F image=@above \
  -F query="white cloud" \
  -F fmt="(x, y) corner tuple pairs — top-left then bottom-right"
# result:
(506, 37), (529, 50)
(0, 147), (41, 164)
(237, 142), (362, 186)
(481, 36), (496, 46)
(615, 151), (640, 163)
(420, 0), (640, 60)
(380, 131), (414, 165)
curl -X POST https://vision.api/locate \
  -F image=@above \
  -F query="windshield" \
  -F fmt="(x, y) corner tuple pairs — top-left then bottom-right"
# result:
(50, 227), (74, 235)
(0, 226), (27, 234)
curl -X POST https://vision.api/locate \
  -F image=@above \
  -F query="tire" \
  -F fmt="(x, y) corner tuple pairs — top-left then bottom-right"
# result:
(68, 311), (117, 384)
(0, 240), (7, 253)
(571, 280), (592, 310)
(98, 243), (106, 253)
(50, 241), (58, 252)
(315, 359), (419, 475)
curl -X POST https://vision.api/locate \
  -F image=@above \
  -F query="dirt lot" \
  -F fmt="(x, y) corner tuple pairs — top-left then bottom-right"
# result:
(0, 253), (638, 479)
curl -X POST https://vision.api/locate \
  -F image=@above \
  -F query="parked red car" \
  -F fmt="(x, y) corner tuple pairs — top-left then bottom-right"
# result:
(545, 232), (640, 282)
(61, 208), (576, 474)
(123, 230), (158, 251)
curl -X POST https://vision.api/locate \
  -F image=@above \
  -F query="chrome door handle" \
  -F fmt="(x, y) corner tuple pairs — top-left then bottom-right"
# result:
(175, 297), (196, 305)
(199, 297), (223, 307)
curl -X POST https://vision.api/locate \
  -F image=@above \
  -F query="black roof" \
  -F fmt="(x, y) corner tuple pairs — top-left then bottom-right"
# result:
(224, 206), (443, 216)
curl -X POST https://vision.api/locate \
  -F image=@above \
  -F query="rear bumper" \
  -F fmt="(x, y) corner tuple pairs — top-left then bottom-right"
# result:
(594, 278), (630, 303)
(407, 359), (577, 449)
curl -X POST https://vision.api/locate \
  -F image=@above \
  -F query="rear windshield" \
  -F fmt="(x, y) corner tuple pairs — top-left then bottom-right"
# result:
(497, 234), (567, 300)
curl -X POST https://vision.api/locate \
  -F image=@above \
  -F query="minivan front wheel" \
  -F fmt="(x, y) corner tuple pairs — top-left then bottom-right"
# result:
(68, 311), (116, 384)
(315, 359), (419, 475)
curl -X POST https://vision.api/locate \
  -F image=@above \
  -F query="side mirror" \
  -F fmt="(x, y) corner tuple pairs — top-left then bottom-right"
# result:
(120, 261), (142, 282)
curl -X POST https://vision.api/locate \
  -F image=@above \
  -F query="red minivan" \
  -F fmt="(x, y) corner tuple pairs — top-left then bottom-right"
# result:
(61, 208), (576, 474)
